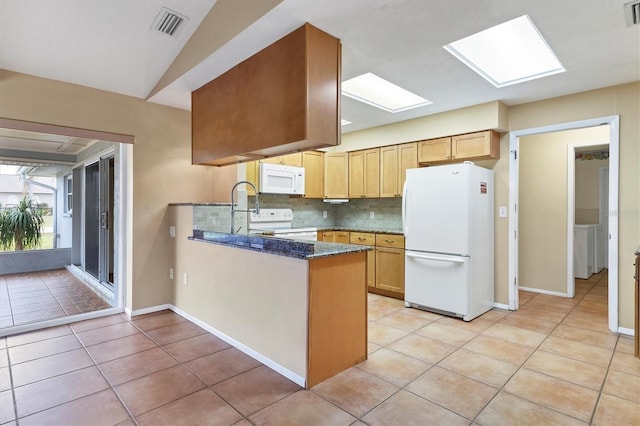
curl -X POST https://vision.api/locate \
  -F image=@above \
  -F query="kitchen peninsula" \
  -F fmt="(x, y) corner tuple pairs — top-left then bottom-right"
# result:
(167, 204), (369, 388)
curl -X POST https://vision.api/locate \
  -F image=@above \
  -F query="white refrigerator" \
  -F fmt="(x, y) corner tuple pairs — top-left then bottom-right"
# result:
(402, 162), (494, 321)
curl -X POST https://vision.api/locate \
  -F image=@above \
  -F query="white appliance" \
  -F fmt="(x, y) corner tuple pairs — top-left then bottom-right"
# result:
(259, 163), (305, 195)
(248, 208), (317, 241)
(402, 162), (494, 321)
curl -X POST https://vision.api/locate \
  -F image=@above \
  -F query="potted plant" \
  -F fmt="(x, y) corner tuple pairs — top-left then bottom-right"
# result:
(0, 197), (44, 251)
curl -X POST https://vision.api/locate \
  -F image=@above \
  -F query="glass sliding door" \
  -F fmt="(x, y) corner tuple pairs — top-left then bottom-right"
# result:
(84, 162), (100, 279)
(84, 156), (115, 287)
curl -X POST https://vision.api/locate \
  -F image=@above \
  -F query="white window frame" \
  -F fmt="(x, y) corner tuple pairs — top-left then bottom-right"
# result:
(64, 174), (73, 215)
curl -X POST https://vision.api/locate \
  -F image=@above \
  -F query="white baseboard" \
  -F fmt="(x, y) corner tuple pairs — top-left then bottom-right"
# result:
(493, 302), (510, 310)
(169, 304), (306, 388)
(126, 304), (172, 318)
(518, 286), (569, 297)
(617, 327), (634, 336)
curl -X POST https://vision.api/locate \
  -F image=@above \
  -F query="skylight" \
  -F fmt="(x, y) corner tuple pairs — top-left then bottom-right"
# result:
(444, 15), (565, 88)
(341, 73), (432, 113)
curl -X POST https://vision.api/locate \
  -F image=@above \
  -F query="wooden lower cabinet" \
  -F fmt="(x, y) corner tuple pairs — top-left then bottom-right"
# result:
(350, 232), (376, 288)
(348, 232), (405, 299)
(375, 247), (405, 295)
(322, 231), (350, 243)
(374, 234), (405, 296)
(308, 252), (367, 387)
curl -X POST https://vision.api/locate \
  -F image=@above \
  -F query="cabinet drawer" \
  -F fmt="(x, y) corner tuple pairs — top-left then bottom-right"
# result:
(350, 232), (375, 245)
(375, 234), (405, 248)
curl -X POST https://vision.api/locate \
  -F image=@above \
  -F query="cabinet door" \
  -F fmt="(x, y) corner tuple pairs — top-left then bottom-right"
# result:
(350, 148), (379, 198)
(375, 234), (405, 249)
(324, 152), (349, 198)
(335, 231), (350, 244)
(375, 247), (405, 294)
(348, 151), (364, 197)
(398, 142), (417, 195)
(281, 152), (302, 167)
(350, 232), (376, 287)
(260, 153), (302, 166)
(364, 148), (380, 198)
(245, 161), (260, 195)
(380, 145), (399, 198)
(451, 130), (499, 160)
(322, 231), (335, 242)
(418, 137), (452, 163)
(302, 151), (324, 198)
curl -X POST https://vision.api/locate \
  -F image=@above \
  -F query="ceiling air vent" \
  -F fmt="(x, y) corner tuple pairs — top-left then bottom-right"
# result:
(151, 7), (188, 37)
(624, 0), (640, 26)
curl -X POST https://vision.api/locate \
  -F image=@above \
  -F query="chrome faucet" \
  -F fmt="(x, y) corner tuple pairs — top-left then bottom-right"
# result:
(230, 181), (260, 234)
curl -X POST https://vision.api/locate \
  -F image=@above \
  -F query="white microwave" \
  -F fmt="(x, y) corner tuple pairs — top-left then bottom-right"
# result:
(259, 162), (305, 195)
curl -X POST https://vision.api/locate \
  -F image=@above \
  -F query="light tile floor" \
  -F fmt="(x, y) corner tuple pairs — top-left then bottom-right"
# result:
(1, 270), (638, 425)
(0, 270), (111, 329)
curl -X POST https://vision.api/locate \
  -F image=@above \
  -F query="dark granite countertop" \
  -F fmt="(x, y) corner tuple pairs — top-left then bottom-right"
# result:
(190, 230), (372, 260)
(316, 227), (404, 235)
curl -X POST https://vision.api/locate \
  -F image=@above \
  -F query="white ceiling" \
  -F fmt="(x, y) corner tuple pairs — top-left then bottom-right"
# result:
(0, 0), (638, 141)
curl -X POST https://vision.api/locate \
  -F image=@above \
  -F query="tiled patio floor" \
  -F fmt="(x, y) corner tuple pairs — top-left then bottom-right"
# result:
(1, 269), (638, 425)
(0, 269), (111, 329)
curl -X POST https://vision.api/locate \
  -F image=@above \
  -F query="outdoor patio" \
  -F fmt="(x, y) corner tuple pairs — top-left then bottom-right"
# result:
(0, 269), (111, 329)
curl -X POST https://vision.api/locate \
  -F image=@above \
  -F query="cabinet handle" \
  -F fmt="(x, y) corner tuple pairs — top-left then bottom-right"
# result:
(385, 239), (395, 243)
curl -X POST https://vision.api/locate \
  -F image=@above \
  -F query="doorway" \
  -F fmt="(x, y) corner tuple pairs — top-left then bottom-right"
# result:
(84, 156), (115, 287)
(508, 115), (620, 332)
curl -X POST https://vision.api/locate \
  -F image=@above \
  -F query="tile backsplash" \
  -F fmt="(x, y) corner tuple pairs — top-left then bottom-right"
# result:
(193, 195), (403, 232)
(250, 195), (402, 231)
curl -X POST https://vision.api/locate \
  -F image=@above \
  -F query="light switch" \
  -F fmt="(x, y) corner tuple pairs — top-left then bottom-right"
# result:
(169, 226), (176, 237)
(499, 207), (508, 218)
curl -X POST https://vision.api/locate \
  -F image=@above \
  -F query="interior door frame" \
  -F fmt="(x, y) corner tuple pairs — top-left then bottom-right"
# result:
(508, 115), (620, 332)
(567, 140), (610, 298)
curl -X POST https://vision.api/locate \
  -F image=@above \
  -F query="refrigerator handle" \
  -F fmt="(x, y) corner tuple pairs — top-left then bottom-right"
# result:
(406, 252), (465, 263)
(402, 181), (408, 235)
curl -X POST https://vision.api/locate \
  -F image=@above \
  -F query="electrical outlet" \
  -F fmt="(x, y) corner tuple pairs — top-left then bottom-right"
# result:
(183, 272), (188, 286)
(370, 211), (375, 219)
(169, 226), (176, 237)
(323, 211), (327, 219)
(499, 206), (508, 218)
(169, 268), (174, 280)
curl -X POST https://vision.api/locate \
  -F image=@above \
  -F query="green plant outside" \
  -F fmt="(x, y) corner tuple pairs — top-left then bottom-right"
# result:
(0, 197), (45, 251)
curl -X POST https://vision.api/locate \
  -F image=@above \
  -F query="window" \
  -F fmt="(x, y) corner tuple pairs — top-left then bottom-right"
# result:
(64, 174), (73, 214)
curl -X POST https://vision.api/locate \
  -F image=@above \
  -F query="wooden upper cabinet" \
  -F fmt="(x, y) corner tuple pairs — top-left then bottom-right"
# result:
(452, 130), (500, 160)
(418, 130), (500, 165)
(302, 151), (324, 198)
(380, 143), (417, 197)
(398, 143), (418, 194)
(418, 137), (452, 163)
(261, 153), (302, 167)
(349, 148), (379, 198)
(245, 161), (260, 195)
(192, 23), (341, 166)
(379, 146), (398, 198)
(324, 152), (348, 199)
